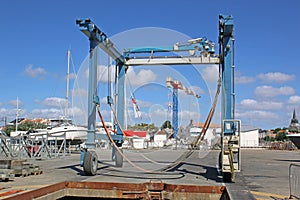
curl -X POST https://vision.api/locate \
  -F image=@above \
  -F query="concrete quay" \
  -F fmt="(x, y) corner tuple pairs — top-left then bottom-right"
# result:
(0, 148), (299, 199)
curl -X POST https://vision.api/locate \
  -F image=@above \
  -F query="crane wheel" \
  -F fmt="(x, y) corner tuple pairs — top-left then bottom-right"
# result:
(223, 172), (234, 182)
(218, 151), (222, 169)
(115, 148), (123, 167)
(83, 150), (98, 176)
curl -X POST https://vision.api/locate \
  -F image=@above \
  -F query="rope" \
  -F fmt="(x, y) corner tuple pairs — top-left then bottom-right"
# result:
(191, 75), (222, 148)
(160, 75), (222, 172)
(97, 104), (160, 173)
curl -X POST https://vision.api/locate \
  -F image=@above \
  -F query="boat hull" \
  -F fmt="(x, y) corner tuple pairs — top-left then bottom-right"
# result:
(29, 126), (87, 145)
(287, 134), (300, 149)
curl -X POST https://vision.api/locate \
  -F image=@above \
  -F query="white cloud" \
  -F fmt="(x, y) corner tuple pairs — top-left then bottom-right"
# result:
(201, 65), (218, 83)
(257, 72), (295, 83)
(68, 73), (77, 80)
(30, 108), (63, 119)
(235, 76), (255, 84)
(126, 67), (157, 86)
(36, 97), (67, 108)
(254, 85), (295, 98)
(236, 110), (278, 120)
(179, 110), (200, 121)
(288, 95), (300, 104)
(146, 105), (170, 125)
(95, 65), (157, 87)
(24, 64), (47, 78)
(69, 106), (85, 117)
(71, 88), (87, 97)
(97, 65), (114, 83)
(8, 99), (24, 107)
(0, 108), (9, 116)
(239, 99), (283, 110)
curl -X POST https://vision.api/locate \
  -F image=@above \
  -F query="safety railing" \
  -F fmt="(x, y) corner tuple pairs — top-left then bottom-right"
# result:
(289, 163), (300, 199)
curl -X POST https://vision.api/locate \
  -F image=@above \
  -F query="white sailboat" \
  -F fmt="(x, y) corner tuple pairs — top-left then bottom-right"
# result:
(29, 50), (87, 145)
(47, 50), (87, 144)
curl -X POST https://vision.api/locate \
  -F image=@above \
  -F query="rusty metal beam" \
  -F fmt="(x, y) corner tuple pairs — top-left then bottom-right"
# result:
(4, 181), (229, 200)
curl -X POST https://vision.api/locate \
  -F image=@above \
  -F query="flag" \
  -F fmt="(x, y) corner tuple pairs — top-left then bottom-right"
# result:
(131, 97), (142, 118)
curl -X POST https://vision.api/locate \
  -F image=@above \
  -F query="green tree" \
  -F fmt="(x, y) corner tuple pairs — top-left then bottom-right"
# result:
(127, 123), (158, 131)
(161, 120), (172, 129)
(3, 121), (47, 136)
(273, 128), (282, 134)
(275, 132), (287, 141)
(265, 136), (275, 142)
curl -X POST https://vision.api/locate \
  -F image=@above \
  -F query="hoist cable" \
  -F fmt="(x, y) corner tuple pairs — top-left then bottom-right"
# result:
(160, 75), (222, 172)
(97, 67), (223, 172)
(97, 104), (183, 175)
(190, 42), (223, 148)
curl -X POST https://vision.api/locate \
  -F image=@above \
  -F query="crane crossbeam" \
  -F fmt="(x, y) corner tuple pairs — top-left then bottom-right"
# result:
(125, 56), (219, 66)
(76, 19), (124, 65)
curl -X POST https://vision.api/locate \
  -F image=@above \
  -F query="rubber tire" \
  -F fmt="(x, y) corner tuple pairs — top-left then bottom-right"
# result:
(223, 172), (233, 183)
(218, 151), (222, 169)
(115, 148), (123, 168)
(83, 150), (98, 176)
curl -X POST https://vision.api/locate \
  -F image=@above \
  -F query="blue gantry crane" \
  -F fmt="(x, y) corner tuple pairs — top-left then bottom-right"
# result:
(76, 15), (240, 182)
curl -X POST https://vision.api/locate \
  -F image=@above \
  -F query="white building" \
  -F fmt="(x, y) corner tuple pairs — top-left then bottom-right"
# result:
(240, 125), (259, 147)
(189, 122), (259, 148)
(189, 123), (221, 148)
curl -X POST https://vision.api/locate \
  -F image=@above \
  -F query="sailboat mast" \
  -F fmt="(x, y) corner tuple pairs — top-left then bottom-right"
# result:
(66, 49), (70, 120)
(15, 96), (19, 134)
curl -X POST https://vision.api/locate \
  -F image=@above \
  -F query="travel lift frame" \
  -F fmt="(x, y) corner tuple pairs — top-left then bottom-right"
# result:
(76, 15), (240, 182)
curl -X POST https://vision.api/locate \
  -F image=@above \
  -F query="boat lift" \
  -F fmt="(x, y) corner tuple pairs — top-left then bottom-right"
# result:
(76, 15), (240, 181)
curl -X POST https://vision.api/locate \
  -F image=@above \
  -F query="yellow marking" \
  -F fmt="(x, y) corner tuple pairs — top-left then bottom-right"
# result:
(250, 191), (288, 199)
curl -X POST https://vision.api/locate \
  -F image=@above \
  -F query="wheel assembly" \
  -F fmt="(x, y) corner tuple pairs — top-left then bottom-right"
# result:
(83, 150), (98, 176)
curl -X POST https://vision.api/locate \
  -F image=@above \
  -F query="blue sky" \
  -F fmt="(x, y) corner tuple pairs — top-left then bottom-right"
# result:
(1, 0), (300, 130)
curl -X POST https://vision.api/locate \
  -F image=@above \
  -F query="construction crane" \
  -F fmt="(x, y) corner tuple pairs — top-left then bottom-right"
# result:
(166, 77), (200, 139)
(76, 15), (240, 182)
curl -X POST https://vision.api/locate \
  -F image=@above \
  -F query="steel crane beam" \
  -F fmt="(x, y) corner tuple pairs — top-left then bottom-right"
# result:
(125, 56), (219, 66)
(76, 19), (124, 65)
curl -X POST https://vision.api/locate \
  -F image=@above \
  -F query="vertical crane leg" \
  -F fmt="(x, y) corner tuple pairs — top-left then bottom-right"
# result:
(82, 38), (98, 176)
(76, 19), (126, 171)
(219, 14), (240, 182)
(220, 120), (241, 182)
(114, 64), (125, 167)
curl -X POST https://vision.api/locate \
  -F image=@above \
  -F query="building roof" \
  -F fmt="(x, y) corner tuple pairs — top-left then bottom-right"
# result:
(124, 130), (147, 138)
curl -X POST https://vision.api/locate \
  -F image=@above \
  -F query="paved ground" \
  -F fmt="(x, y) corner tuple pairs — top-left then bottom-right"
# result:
(239, 149), (300, 200)
(0, 148), (299, 199)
